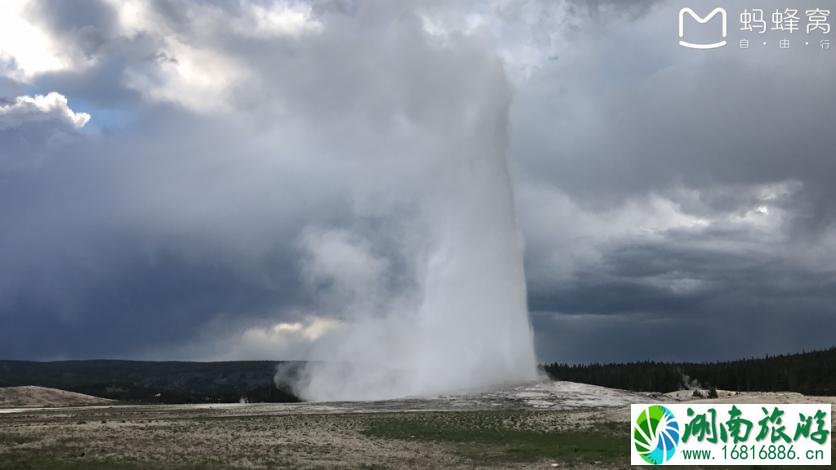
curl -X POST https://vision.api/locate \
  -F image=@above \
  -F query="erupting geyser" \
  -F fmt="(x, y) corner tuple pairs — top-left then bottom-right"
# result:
(283, 12), (538, 401)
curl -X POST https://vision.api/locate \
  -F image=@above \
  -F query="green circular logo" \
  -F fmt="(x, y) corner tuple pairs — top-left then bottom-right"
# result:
(634, 405), (680, 465)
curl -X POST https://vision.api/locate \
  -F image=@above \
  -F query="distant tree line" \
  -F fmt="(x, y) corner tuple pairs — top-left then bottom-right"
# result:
(543, 347), (836, 395)
(0, 360), (302, 404)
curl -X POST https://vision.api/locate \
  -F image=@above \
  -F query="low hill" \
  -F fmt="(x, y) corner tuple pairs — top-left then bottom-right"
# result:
(544, 346), (836, 395)
(0, 360), (303, 404)
(0, 385), (114, 408)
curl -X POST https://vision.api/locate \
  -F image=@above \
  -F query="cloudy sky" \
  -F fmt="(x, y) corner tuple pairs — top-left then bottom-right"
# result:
(2, 0), (835, 364)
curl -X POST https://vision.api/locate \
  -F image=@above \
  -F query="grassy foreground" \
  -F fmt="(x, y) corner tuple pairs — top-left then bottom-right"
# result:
(0, 406), (627, 469)
(362, 411), (626, 465)
(4, 404), (825, 469)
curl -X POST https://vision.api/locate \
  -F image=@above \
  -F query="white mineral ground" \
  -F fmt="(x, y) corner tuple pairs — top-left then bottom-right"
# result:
(2, 380), (834, 430)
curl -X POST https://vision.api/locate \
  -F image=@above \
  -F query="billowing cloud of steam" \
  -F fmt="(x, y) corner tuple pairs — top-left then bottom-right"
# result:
(275, 6), (538, 400)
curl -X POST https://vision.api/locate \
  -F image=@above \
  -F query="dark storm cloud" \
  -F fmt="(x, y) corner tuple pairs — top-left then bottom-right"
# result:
(530, 234), (836, 318)
(515, 0), (836, 362)
(26, 0), (118, 58)
(23, 0), (162, 108)
(531, 237), (836, 363)
(0, 251), (305, 359)
(0, 72), (25, 98)
(0, 93), (356, 359)
(513, 0), (836, 227)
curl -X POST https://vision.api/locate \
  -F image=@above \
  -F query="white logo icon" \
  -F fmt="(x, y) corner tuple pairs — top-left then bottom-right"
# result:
(678, 7), (728, 49)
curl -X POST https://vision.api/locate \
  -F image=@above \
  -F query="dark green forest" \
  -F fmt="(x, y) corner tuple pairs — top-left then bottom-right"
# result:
(543, 347), (836, 395)
(0, 360), (302, 403)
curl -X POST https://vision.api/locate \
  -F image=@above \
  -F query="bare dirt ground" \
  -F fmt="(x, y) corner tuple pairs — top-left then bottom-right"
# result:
(0, 386), (113, 408)
(0, 382), (833, 469)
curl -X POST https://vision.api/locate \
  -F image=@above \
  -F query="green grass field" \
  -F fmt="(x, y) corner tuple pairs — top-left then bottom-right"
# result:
(362, 411), (627, 465)
(1, 406), (830, 468)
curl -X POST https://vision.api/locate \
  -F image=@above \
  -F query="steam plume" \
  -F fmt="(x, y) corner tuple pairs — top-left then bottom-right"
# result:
(280, 6), (538, 401)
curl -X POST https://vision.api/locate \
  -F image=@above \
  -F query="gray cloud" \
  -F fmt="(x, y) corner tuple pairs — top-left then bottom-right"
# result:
(26, 0), (118, 59)
(512, 0), (836, 362)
